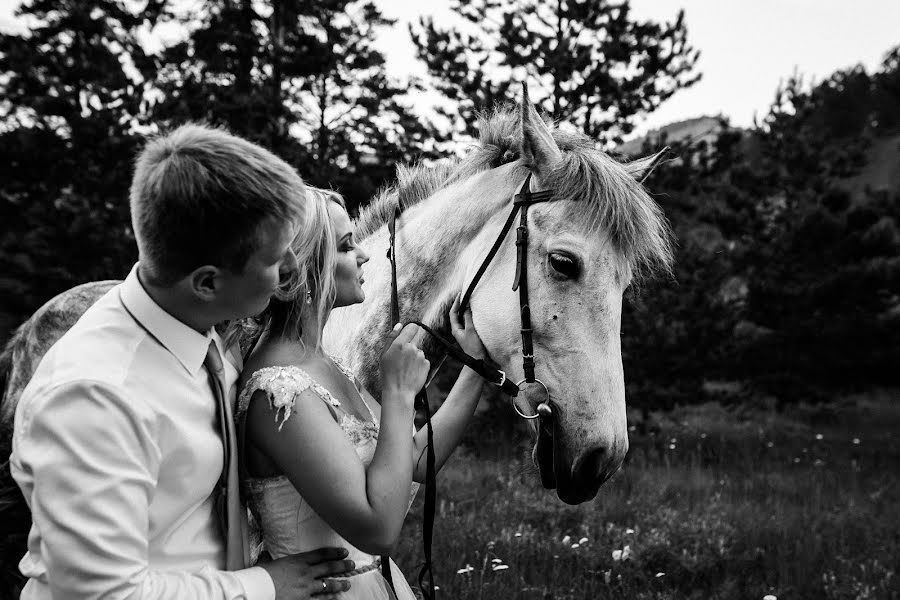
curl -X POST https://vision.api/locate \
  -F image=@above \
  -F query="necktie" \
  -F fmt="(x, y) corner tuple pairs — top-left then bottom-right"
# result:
(204, 340), (250, 570)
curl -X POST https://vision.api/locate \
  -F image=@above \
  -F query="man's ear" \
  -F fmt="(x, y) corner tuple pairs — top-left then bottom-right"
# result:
(189, 266), (221, 301)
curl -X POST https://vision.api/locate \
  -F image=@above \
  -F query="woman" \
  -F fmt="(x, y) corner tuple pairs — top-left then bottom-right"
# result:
(237, 188), (487, 599)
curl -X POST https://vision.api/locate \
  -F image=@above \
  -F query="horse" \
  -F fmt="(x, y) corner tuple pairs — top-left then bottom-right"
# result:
(0, 95), (672, 591)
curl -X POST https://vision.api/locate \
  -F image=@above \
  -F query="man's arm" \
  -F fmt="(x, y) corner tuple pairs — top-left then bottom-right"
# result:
(14, 381), (273, 600)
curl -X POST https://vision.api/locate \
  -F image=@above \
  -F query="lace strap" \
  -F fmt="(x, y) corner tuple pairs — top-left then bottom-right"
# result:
(237, 365), (341, 431)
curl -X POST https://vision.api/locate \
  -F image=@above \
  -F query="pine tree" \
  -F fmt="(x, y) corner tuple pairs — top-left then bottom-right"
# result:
(411, 0), (700, 144)
(0, 0), (161, 331)
(150, 0), (435, 211)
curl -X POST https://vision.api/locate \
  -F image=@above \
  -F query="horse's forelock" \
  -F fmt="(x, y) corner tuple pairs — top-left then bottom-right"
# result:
(547, 150), (674, 280)
(356, 108), (673, 279)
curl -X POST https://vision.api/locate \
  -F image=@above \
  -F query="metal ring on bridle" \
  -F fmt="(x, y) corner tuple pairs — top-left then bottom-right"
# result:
(512, 378), (551, 419)
(322, 580), (327, 592)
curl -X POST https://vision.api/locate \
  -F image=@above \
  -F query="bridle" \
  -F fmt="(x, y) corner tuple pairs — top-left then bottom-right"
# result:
(382, 172), (557, 599)
(457, 171), (556, 420)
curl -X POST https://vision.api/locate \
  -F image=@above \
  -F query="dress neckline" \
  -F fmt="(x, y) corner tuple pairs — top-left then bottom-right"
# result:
(242, 360), (377, 427)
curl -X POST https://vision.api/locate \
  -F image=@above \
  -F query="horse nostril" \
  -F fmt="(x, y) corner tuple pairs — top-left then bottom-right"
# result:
(574, 447), (607, 484)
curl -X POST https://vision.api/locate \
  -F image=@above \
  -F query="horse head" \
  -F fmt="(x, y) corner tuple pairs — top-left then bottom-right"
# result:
(333, 90), (672, 505)
(467, 94), (672, 503)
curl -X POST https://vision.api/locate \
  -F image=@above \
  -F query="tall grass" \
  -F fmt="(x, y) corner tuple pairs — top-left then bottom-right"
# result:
(394, 392), (899, 599)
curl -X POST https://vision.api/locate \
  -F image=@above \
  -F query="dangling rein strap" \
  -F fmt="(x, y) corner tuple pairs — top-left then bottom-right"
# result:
(382, 175), (552, 598)
(384, 206), (439, 600)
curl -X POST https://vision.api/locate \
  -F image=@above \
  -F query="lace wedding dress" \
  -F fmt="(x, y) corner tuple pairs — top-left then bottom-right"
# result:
(237, 359), (419, 600)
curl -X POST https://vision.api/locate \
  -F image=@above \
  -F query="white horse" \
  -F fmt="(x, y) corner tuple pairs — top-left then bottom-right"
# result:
(0, 99), (672, 585)
(325, 98), (671, 504)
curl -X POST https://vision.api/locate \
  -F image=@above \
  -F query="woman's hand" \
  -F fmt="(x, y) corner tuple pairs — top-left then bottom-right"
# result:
(380, 323), (429, 401)
(450, 296), (487, 360)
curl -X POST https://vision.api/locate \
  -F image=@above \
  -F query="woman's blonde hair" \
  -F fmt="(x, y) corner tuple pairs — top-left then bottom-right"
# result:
(237, 186), (346, 351)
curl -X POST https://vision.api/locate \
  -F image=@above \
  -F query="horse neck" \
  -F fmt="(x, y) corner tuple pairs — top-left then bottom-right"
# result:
(324, 163), (522, 396)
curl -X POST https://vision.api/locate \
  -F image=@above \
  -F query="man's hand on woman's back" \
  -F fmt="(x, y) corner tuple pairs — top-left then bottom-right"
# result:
(258, 546), (353, 599)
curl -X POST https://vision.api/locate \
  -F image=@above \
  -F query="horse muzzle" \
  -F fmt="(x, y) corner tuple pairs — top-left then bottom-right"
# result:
(533, 404), (627, 505)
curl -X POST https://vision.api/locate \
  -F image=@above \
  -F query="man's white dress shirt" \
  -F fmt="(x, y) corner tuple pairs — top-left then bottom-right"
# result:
(10, 266), (275, 600)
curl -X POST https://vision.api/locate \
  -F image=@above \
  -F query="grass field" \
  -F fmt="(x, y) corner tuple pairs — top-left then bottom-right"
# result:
(393, 390), (899, 600)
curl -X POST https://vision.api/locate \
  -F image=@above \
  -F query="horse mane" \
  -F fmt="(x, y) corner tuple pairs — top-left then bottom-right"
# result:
(356, 107), (673, 278)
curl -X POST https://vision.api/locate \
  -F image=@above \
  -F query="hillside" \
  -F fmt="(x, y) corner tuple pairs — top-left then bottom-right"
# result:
(617, 115), (726, 156)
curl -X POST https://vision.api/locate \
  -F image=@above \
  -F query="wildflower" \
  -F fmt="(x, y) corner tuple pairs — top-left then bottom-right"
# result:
(491, 558), (502, 564)
(670, 437), (677, 444)
(578, 537), (588, 544)
(491, 564), (509, 572)
(655, 572), (665, 578)
(456, 564), (474, 575)
(852, 438), (861, 445)
(793, 457), (800, 463)
(514, 532), (522, 538)
(763, 595), (777, 600)
(571, 543), (580, 549)
(625, 528), (635, 535)
(611, 545), (632, 561)
(669, 444), (676, 450)
(700, 433), (707, 439)
(766, 441), (774, 448)
(561, 535), (571, 545)
(603, 570), (611, 584)
(813, 459), (825, 467)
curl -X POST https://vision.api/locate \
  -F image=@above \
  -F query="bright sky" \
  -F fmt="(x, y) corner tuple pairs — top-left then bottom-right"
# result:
(374, 0), (900, 136)
(2, 0), (899, 137)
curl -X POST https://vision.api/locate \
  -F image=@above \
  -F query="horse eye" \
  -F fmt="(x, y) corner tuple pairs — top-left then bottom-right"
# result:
(549, 253), (580, 279)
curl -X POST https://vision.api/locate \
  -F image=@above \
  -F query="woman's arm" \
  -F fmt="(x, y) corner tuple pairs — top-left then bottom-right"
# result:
(247, 324), (428, 556)
(411, 367), (483, 482)
(410, 296), (487, 482)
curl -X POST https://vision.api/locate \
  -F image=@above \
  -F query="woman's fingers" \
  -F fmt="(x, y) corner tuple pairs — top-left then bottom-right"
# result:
(449, 295), (461, 327)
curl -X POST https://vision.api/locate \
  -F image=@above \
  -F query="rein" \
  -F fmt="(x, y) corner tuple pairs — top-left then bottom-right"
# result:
(381, 173), (556, 598)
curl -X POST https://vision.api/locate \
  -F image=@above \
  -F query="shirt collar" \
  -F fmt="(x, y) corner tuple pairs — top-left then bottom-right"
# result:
(119, 264), (215, 375)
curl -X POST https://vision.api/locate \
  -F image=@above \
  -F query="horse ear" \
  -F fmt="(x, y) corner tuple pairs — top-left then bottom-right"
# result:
(519, 83), (562, 175)
(624, 147), (670, 183)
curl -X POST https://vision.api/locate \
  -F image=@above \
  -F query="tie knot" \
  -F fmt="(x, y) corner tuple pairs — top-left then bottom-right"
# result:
(204, 340), (225, 375)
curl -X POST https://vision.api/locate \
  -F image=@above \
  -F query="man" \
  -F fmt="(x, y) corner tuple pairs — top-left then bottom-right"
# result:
(10, 124), (352, 599)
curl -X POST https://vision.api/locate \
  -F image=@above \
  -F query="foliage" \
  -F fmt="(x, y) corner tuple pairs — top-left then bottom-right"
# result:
(151, 0), (436, 211)
(411, 0), (700, 144)
(0, 0), (159, 335)
(394, 393), (900, 599)
(623, 45), (900, 408)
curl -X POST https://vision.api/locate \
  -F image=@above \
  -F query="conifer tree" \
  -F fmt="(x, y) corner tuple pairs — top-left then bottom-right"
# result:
(411, 0), (700, 144)
(0, 0), (161, 328)
(151, 0), (434, 210)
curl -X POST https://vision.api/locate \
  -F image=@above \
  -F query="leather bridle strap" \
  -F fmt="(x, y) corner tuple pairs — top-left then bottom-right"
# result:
(459, 173), (554, 383)
(381, 174), (552, 598)
(384, 206), (437, 600)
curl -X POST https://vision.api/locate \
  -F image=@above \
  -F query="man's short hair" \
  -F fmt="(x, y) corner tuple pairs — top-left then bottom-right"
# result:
(130, 124), (305, 284)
